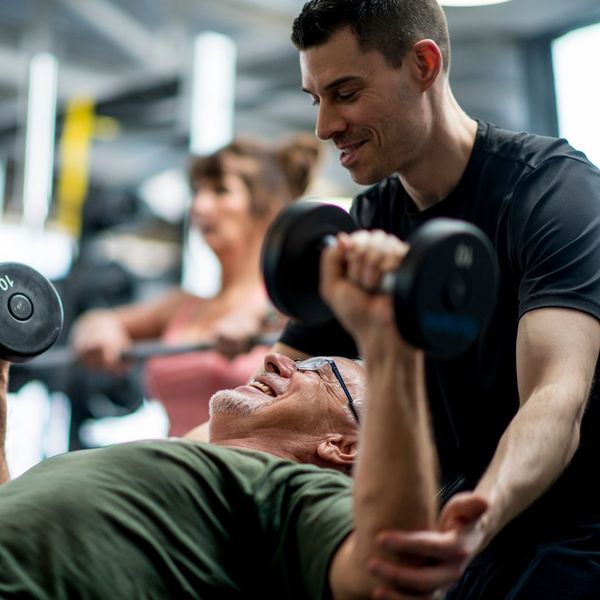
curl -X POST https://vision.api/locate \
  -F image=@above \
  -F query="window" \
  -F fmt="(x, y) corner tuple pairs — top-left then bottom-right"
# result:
(552, 23), (600, 168)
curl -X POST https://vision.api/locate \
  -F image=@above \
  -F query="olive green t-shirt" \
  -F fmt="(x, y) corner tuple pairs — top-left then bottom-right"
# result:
(0, 440), (354, 599)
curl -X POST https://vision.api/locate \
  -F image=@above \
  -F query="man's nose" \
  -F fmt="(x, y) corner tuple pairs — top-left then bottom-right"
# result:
(264, 353), (296, 378)
(315, 102), (346, 141)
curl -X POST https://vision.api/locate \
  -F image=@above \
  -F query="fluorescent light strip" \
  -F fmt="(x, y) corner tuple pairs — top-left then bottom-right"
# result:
(0, 159), (5, 217)
(190, 32), (236, 156)
(22, 52), (58, 229)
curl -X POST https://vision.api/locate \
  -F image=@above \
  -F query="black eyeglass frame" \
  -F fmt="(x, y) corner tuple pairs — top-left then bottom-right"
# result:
(295, 357), (360, 424)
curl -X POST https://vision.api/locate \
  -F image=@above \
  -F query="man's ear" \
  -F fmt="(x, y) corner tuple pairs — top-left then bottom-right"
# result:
(317, 433), (358, 470)
(412, 39), (443, 92)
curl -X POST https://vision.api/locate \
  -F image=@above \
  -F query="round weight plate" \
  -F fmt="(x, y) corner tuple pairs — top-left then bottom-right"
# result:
(261, 201), (357, 325)
(0, 262), (64, 362)
(393, 219), (498, 359)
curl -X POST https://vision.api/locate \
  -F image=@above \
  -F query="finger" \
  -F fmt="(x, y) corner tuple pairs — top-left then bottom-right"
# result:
(103, 346), (125, 369)
(369, 557), (459, 594)
(343, 230), (373, 285)
(215, 335), (247, 357)
(355, 230), (396, 289)
(320, 234), (351, 300)
(79, 348), (105, 370)
(345, 230), (408, 289)
(376, 530), (467, 563)
(438, 492), (488, 531)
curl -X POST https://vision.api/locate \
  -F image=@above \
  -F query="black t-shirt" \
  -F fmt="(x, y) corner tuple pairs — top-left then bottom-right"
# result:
(281, 121), (600, 539)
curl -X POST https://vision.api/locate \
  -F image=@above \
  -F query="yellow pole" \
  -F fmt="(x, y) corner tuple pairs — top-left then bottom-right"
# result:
(56, 98), (95, 237)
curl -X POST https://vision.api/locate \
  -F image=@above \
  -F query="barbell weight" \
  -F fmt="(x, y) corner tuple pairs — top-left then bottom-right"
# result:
(0, 262), (64, 362)
(260, 201), (499, 358)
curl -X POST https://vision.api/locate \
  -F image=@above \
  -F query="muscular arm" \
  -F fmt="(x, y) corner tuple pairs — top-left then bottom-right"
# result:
(0, 360), (10, 484)
(330, 338), (438, 598)
(474, 307), (600, 547)
(320, 235), (439, 598)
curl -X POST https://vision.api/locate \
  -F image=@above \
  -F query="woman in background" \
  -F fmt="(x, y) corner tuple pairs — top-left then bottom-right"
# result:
(70, 134), (322, 436)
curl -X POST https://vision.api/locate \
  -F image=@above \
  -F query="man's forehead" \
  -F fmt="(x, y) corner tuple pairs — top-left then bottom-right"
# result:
(299, 31), (390, 93)
(331, 356), (365, 379)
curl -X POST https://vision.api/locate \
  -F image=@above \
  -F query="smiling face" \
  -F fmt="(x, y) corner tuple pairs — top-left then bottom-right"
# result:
(300, 27), (431, 185)
(208, 353), (365, 469)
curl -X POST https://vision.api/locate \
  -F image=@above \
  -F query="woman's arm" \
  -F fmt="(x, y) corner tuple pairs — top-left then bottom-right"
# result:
(70, 289), (191, 372)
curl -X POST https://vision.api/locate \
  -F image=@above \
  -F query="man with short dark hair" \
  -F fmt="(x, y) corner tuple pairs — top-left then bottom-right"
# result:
(0, 238), (442, 599)
(271, 1), (600, 598)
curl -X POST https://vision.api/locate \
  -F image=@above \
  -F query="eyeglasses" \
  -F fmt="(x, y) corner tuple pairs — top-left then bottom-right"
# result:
(295, 357), (360, 424)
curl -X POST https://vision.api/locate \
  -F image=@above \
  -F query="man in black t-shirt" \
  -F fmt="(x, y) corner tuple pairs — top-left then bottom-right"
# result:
(272, 1), (600, 597)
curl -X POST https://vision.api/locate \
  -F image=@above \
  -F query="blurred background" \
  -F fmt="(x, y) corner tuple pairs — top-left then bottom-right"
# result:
(1, 0), (599, 475)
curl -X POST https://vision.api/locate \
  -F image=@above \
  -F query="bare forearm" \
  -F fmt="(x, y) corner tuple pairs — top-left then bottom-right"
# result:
(0, 360), (10, 484)
(354, 338), (437, 551)
(475, 385), (582, 546)
(331, 336), (438, 598)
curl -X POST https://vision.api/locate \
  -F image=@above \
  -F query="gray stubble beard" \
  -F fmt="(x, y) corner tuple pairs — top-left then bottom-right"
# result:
(209, 389), (273, 417)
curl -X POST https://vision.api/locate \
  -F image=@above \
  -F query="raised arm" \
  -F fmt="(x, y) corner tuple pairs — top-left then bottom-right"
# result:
(0, 360), (10, 484)
(320, 232), (439, 598)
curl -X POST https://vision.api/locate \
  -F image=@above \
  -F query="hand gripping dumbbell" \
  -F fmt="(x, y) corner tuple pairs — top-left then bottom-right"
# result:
(260, 201), (499, 358)
(0, 262), (64, 362)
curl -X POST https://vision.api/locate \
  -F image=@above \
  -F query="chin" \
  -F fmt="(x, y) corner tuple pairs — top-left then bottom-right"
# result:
(348, 164), (384, 186)
(350, 172), (378, 186)
(209, 389), (272, 417)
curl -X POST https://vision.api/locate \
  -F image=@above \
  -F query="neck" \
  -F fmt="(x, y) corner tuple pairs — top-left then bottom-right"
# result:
(209, 420), (321, 466)
(399, 83), (477, 211)
(215, 229), (265, 293)
(213, 437), (301, 461)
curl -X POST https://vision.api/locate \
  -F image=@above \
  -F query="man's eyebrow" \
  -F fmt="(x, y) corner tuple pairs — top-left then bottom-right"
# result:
(301, 75), (363, 95)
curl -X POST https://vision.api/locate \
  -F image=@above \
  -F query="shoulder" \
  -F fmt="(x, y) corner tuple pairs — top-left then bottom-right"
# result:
(473, 121), (600, 228)
(479, 120), (596, 174)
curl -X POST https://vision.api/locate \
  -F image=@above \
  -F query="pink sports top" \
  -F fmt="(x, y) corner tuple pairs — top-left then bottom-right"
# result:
(144, 295), (270, 437)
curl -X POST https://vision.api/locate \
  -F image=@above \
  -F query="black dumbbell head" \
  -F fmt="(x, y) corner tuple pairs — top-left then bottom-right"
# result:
(261, 201), (357, 325)
(393, 219), (498, 359)
(0, 262), (64, 362)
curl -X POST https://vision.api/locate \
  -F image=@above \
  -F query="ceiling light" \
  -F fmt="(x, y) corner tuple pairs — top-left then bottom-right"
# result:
(190, 32), (236, 156)
(440, 0), (511, 6)
(22, 52), (58, 231)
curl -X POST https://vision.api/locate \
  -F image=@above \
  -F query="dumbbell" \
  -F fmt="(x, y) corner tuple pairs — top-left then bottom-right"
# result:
(0, 262), (64, 362)
(261, 201), (498, 358)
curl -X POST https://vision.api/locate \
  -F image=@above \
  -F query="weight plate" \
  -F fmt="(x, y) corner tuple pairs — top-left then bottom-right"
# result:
(261, 201), (357, 325)
(394, 219), (498, 359)
(0, 262), (64, 362)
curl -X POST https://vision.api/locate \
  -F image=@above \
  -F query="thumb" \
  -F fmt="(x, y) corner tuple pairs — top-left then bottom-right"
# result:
(439, 492), (488, 531)
(319, 233), (349, 299)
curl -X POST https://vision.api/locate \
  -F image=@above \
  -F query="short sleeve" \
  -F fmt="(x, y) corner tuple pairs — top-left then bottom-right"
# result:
(511, 156), (600, 321)
(255, 463), (354, 600)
